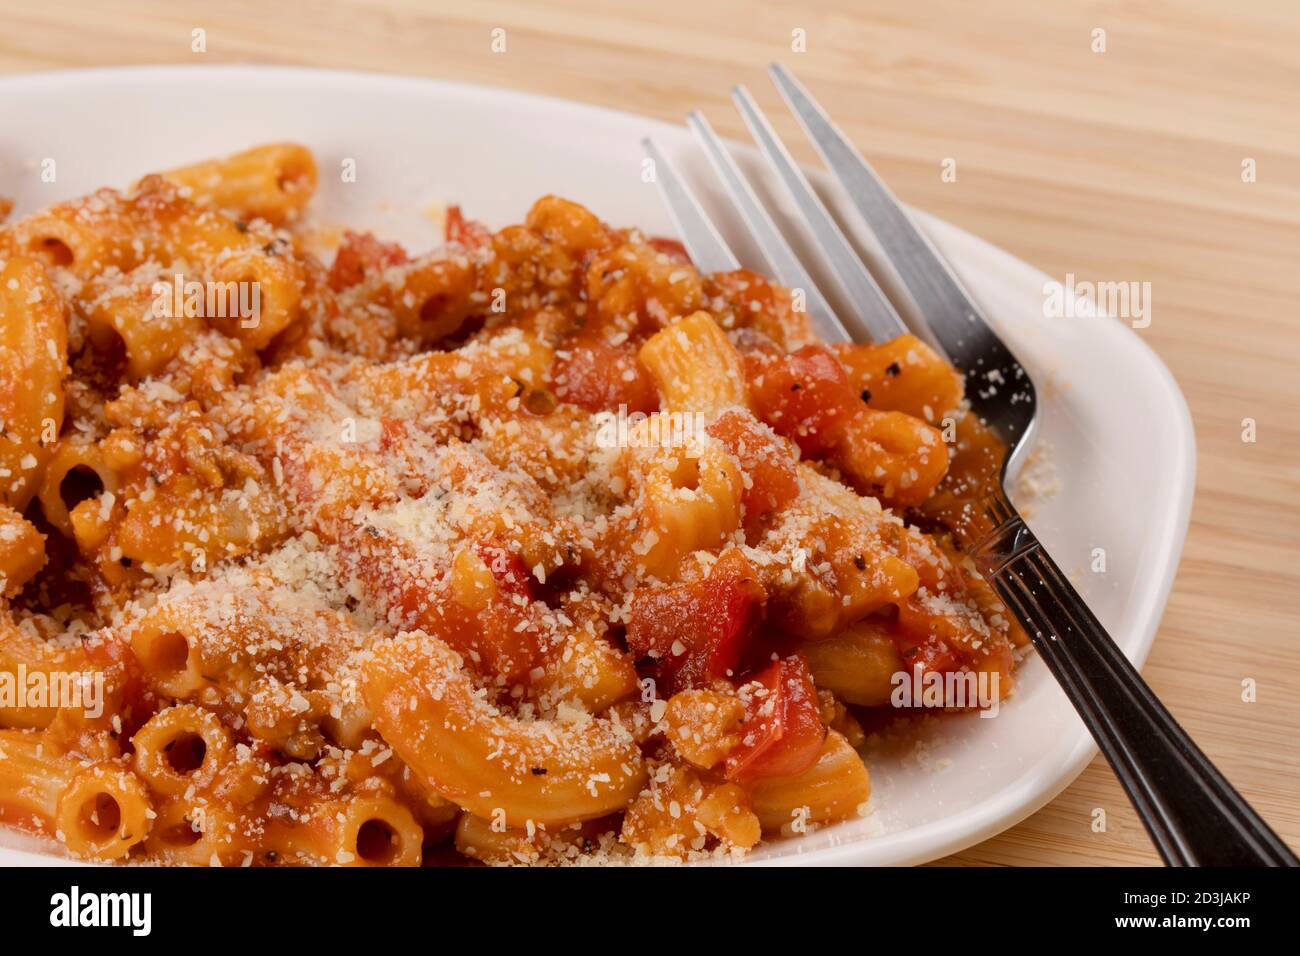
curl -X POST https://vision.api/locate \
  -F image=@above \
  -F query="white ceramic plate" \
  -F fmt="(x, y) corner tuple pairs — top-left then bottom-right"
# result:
(0, 66), (1195, 867)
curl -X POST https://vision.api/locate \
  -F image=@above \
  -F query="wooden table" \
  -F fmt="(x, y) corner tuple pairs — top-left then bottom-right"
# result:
(2, 0), (1296, 866)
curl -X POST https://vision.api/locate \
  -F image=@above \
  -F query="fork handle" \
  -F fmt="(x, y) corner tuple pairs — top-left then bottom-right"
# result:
(972, 488), (1298, 866)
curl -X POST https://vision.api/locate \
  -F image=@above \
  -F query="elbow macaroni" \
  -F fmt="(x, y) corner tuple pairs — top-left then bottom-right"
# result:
(0, 145), (1019, 865)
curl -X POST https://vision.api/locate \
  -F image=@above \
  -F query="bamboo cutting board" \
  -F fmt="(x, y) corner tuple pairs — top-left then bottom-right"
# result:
(1, 0), (1296, 866)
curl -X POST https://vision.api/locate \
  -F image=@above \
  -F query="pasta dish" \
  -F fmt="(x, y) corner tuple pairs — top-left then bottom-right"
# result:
(0, 144), (1023, 865)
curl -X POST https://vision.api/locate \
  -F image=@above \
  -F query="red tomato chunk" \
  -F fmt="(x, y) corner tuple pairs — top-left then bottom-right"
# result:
(724, 656), (826, 781)
(625, 549), (765, 693)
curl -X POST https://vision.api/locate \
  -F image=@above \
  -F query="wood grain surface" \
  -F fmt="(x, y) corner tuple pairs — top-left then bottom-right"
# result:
(1, 0), (1296, 866)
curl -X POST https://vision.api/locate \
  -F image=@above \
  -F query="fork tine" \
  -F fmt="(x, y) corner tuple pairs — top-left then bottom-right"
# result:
(730, 85), (909, 343)
(641, 137), (739, 274)
(686, 111), (850, 344)
(767, 64), (990, 362)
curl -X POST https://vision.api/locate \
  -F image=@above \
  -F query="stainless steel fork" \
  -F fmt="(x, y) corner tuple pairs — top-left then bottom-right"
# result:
(645, 64), (1297, 867)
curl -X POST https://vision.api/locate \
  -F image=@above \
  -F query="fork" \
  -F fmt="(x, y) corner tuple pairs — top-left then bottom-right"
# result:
(644, 63), (1298, 867)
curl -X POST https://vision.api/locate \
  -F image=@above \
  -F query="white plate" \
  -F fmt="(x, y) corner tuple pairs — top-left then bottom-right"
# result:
(0, 66), (1195, 867)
